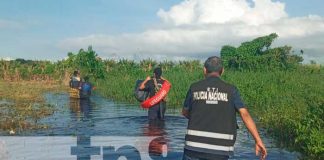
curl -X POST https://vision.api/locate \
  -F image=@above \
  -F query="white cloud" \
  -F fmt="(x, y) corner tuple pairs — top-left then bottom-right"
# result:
(58, 0), (324, 63)
(157, 0), (287, 26)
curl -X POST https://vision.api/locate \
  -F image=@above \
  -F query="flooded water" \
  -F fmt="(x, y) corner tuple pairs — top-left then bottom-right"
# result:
(0, 93), (300, 160)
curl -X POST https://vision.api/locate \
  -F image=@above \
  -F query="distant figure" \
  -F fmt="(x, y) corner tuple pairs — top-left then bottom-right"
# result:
(80, 76), (93, 99)
(69, 70), (81, 88)
(182, 56), (267, 160)
(140, 67), (169, 120)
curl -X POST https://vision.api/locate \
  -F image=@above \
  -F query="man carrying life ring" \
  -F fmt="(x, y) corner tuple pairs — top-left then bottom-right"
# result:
(139, 67), (170, 120)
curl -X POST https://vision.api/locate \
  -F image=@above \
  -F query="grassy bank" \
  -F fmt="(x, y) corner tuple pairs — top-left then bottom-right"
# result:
(96, 63), (323, 159)
(0, 81), (66, 134)
(224, 68), (323, 159)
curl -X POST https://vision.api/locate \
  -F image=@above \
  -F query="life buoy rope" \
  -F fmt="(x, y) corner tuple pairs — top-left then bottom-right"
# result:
(141, 80), (171, 108)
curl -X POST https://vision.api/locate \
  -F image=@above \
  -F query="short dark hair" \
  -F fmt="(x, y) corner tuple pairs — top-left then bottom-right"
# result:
(83, 76), (89, 82)
(73, 71), (78, 76)
(204, 56), (223, 73)
(153, 67), (162, 78)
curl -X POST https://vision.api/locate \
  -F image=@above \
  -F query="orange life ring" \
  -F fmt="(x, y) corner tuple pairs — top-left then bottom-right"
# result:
(141, 80), (171, 108)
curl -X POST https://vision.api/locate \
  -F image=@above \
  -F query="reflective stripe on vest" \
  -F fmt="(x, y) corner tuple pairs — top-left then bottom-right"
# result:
(187, 129), (234, 140)
(185, 141), (234, 152)
(185, 129), (234, 152)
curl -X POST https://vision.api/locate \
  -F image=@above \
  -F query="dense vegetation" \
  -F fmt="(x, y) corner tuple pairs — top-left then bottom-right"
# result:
(0, 46), (104, 82)
(0, 34), (323, 159)
(221, 33), (304, 70)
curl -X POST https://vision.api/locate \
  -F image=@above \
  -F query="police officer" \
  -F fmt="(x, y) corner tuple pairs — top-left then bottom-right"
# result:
(140, 67), (168, 120)
(182, 56), (267, 160)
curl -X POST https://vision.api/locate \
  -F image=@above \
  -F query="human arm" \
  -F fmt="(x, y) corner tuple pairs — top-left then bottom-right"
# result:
(182, 108), (190, 119)
(139, 76), (151, 90)
(160, 76), (167, 81)
(233, 87), (267, 159)
(78, 82), (82, 90)
(182, 88), (192, 119)
(239, 108), (267, 160)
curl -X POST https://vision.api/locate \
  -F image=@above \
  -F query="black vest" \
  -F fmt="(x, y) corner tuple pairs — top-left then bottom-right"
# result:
(185, 76), (237, 156)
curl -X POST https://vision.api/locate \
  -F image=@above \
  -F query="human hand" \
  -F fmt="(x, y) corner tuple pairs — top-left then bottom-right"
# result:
(145, 76), (151, 81)
(255, 141), (267, 160)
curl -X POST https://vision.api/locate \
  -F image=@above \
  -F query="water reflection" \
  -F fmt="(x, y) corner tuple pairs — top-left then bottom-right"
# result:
(143, 120), (168, 157)
(69, 98), (93, 121)
(69, 98), (98, 160)
(34, 93), (300, 159)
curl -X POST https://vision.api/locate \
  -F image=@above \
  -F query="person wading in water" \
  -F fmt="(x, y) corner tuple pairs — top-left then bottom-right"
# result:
(182, 56), (267, 160)
(140, 67), (169, 120)
(69, 70), (81, 89)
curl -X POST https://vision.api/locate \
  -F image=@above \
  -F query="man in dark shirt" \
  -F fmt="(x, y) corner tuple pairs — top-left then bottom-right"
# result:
(140, 67), (168, 120)
(182, 56), (267, 160)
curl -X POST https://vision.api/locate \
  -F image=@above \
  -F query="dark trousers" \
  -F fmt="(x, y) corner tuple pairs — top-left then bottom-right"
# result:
(148, 102), (166, 120)
(183, 149), (229, 160)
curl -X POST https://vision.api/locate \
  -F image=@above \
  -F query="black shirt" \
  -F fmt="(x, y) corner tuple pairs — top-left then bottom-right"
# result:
(183, 77), (245, 112)
(182, 76), (245, 159)
(144, 78), (165, 97)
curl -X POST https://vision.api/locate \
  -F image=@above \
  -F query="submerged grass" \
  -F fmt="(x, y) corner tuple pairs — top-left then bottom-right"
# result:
(0, 81), (65, 101)
(0, 81), (66, 134)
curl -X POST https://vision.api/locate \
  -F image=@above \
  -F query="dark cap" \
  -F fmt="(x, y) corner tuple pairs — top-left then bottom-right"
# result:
(153, 67), (162, 78)
(204, 56), (223, 73)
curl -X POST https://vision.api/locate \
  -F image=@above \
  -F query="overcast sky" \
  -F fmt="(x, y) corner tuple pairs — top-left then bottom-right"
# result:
(0, 0), (323, 63)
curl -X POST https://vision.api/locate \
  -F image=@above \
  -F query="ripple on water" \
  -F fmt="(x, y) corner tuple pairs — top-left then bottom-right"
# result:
(12, 93), (300, 159)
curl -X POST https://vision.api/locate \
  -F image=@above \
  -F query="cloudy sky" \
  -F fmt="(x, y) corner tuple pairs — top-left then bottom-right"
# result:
(0, 0), (323, 63)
